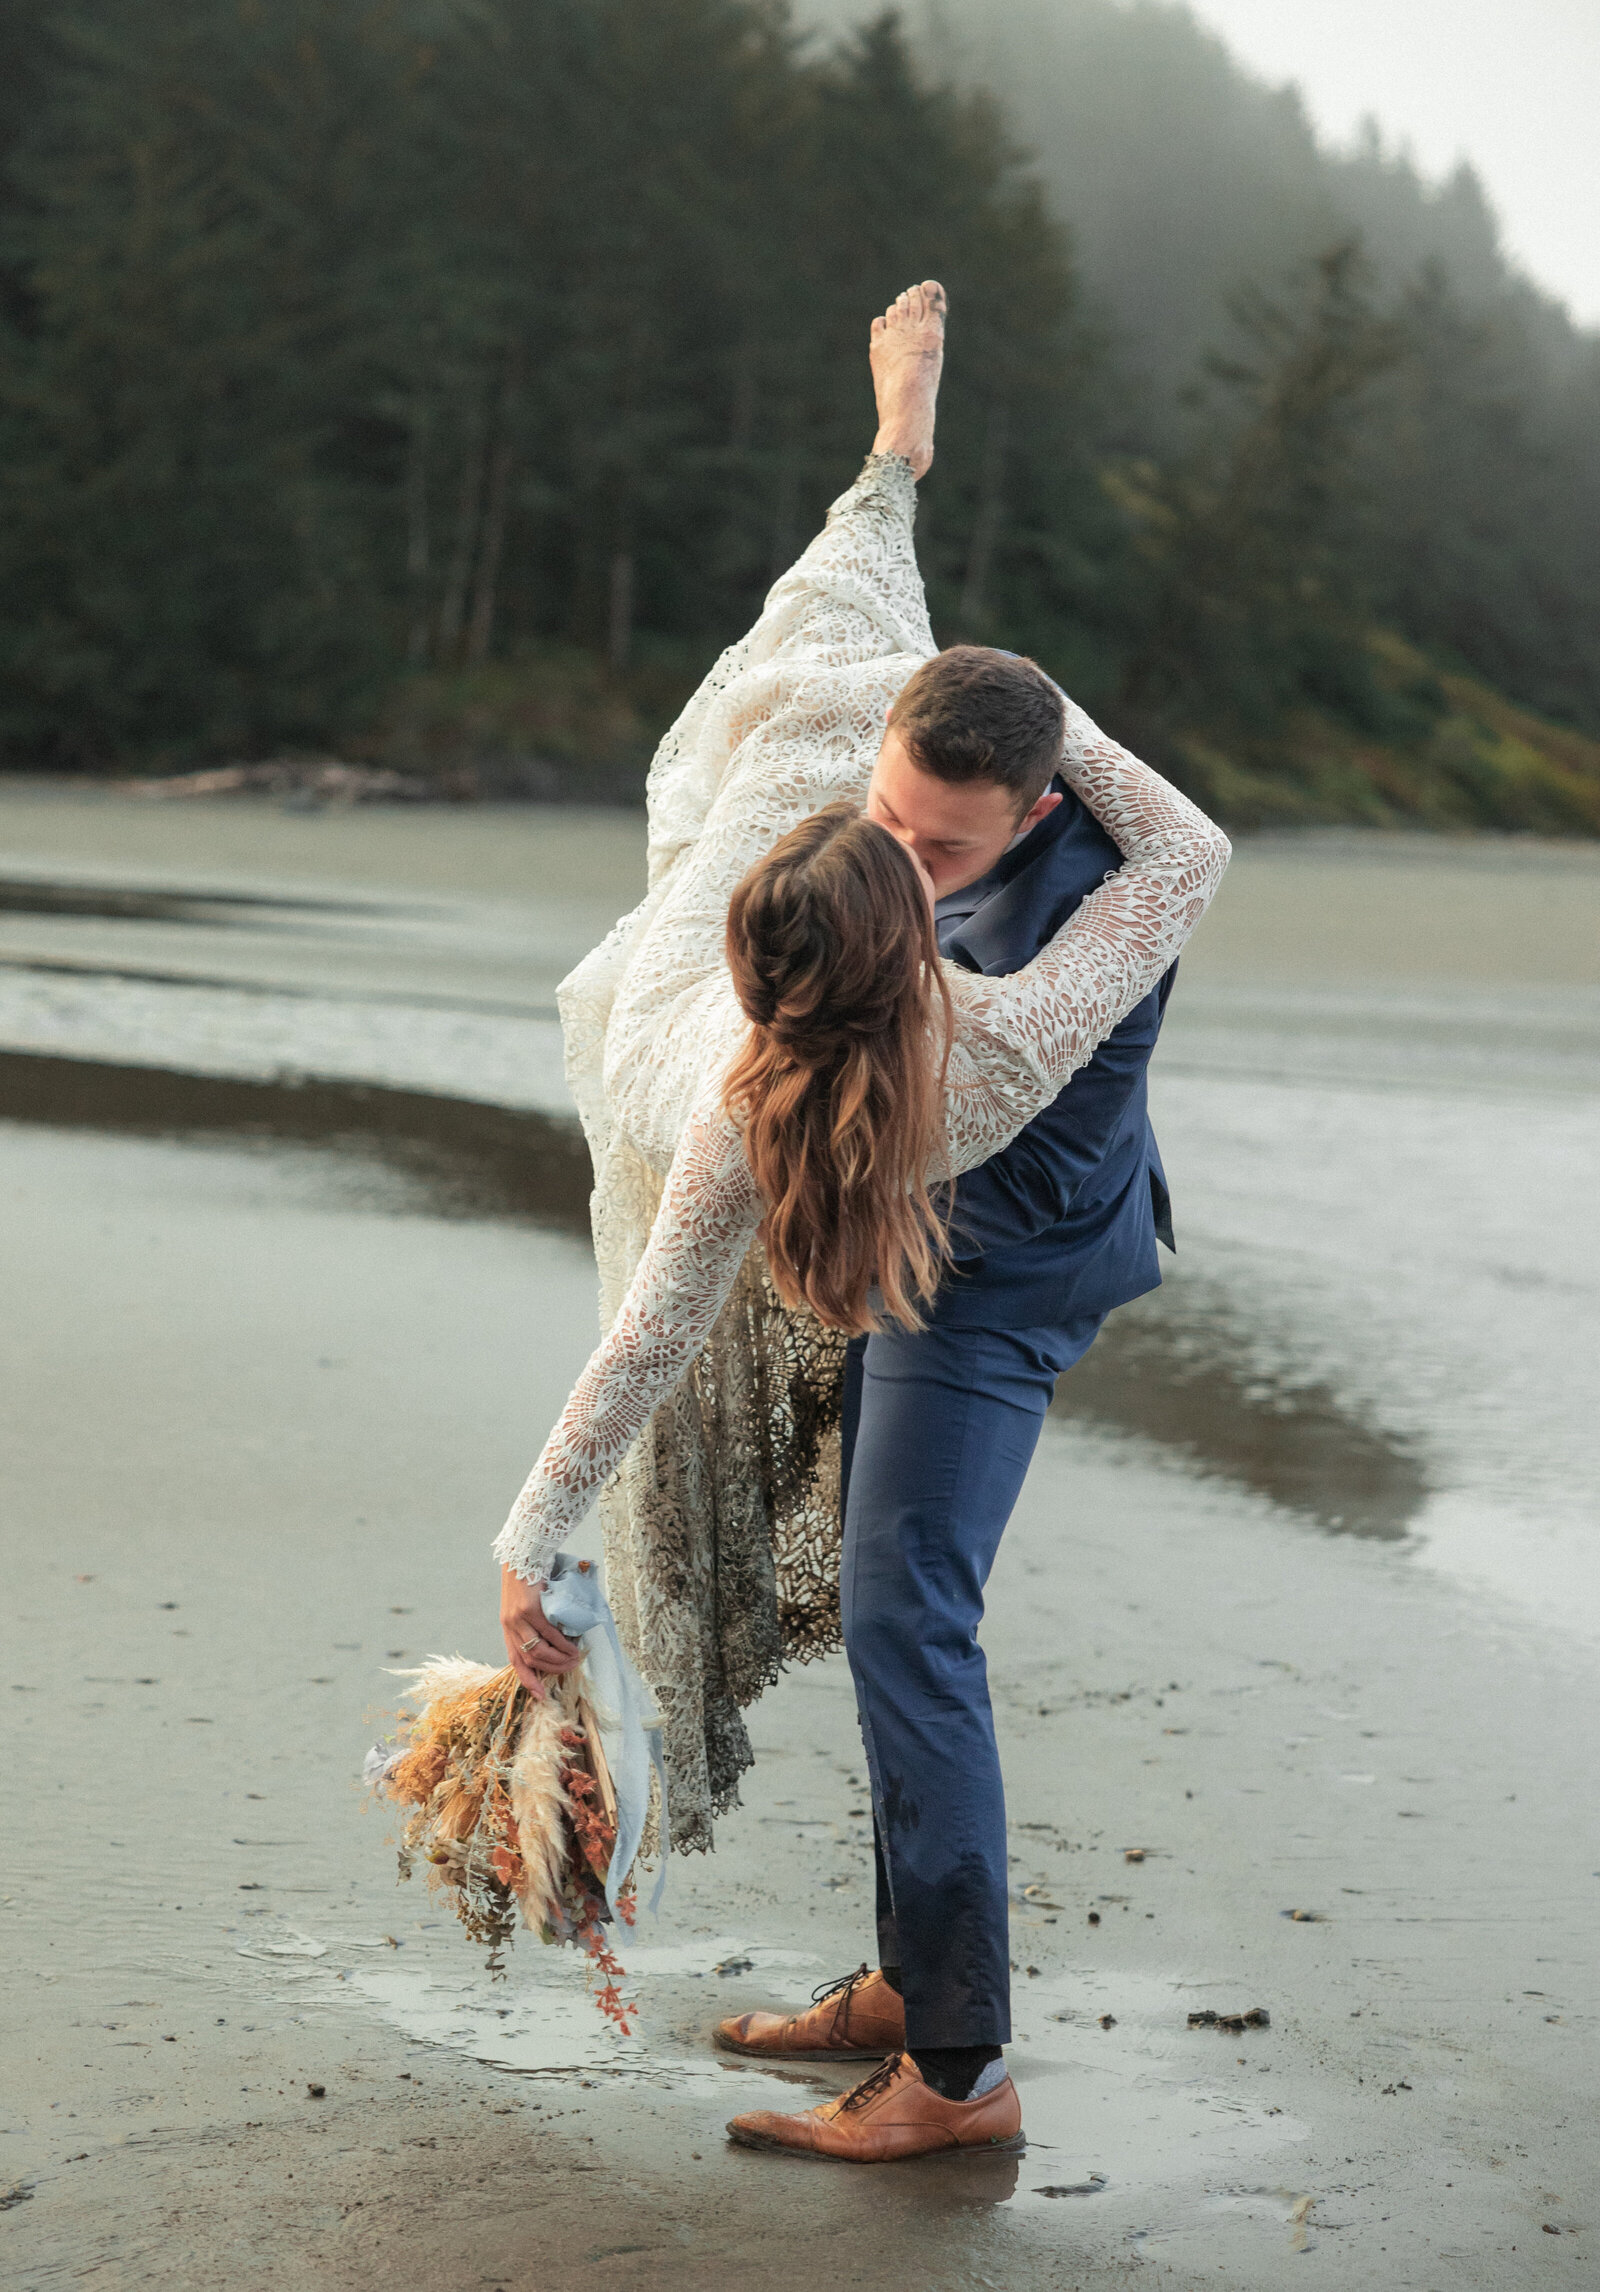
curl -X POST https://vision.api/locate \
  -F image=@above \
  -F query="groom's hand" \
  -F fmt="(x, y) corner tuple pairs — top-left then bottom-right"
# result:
(500, 1564), (583, 1698)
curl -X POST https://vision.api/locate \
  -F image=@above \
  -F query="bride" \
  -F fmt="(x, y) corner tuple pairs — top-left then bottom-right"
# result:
(494, 281), (1230, 1842)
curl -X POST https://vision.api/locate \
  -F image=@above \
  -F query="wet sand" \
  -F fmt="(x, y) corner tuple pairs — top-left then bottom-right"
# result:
(3, 790), (1598, 2286)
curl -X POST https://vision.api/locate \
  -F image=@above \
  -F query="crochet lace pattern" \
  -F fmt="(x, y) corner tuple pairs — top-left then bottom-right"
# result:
(495, 452), (1231, 1848)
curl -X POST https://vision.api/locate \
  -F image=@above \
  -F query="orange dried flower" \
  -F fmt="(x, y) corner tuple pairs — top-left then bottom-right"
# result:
(371, 1659), (645, 2022)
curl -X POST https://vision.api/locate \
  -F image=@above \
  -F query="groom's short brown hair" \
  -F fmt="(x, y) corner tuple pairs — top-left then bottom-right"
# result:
(888, 645), (1065, 811)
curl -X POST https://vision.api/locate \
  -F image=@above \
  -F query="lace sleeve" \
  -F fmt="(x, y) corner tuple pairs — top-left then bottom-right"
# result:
(493, 1099), (762, 1586)
(940, 701), (1231, 1175)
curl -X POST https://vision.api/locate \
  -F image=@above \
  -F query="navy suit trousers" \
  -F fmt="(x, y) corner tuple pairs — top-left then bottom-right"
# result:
(839, 1315), (1102, 2050)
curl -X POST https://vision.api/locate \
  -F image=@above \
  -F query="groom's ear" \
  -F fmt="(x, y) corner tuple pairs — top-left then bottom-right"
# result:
(1018, 786), (1064, 835)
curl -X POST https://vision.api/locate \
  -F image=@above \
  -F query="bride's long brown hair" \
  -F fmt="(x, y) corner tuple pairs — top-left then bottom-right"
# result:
(723, 802), (955, 1334)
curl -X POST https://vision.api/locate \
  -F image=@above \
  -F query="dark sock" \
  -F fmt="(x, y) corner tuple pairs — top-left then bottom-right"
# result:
(878, 1963), (903, 1995)
(911, 2043), (1002, 2102)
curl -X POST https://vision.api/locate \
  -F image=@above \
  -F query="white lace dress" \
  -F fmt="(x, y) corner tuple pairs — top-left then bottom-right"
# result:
(495, 452), (1231, 1848)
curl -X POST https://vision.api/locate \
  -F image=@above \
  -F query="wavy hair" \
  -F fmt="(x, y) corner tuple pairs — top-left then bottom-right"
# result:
(723, 802), (954, 1335)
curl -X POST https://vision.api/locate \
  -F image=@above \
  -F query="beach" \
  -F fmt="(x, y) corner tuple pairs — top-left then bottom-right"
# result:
(2, 786), (1597, 2287)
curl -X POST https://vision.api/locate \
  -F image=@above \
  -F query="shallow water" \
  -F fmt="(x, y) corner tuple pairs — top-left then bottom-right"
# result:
(0, 1046), (593, 1229)
(2, 816), (1596, 1629)
(3, 1115), (1595, 2287)
(0, 872), (388, 926)
(0, 1038), (1433, 1543)
(2, 808), (1597, 2285)
(1149, 1058), (1600, 1636)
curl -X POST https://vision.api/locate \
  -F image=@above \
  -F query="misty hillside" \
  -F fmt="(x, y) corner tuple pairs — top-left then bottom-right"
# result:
(790, 0), (1600, 769)
(1, 0), (1596, 830)
(796, 0), (1596, 409)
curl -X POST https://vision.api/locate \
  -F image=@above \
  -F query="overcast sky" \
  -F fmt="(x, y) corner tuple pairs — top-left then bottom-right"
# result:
(1187, 0), (1600, 328)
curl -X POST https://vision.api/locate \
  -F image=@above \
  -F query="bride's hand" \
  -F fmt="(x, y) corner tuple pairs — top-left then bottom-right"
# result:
(500, 1564), (583, 1698)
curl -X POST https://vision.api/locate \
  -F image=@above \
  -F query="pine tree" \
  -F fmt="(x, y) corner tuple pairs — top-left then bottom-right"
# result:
(1111, 241), (1401, 732)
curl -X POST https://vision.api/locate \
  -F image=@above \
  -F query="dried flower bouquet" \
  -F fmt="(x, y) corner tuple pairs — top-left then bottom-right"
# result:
(369, 1654), (637, 2030)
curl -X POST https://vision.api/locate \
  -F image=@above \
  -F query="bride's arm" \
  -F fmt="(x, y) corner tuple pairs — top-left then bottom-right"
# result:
(493, 1100), (762, 1588)
(941, 702), (1231, 1174)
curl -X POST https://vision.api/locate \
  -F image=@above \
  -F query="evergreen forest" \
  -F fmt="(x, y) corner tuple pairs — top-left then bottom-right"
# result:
(3, 0), (1598, 829)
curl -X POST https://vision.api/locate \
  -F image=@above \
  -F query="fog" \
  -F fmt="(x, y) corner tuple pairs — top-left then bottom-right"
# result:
(796, 0), (1599, 393)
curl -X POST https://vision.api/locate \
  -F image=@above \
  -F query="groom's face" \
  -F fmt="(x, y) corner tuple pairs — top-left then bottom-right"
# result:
(867, 725), (1061, 899)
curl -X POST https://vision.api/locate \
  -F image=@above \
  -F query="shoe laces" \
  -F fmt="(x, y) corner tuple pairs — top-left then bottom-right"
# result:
(811, 1961), (874, 2044)
(810, 1961), (870, 2010)
(839, 2052), (905, 2114)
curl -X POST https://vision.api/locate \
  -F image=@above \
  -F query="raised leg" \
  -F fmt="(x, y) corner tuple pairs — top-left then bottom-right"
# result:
(605, 287), (952, 1143)
(870, 279), (946, 479)
(641, 282), (948, 888)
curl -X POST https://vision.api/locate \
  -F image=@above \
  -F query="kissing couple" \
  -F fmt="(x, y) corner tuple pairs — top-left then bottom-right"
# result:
(495, 281), (1229, 2159)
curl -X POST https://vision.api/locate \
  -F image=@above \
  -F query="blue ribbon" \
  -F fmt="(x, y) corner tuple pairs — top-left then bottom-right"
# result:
(542, 1553), (669, 1915)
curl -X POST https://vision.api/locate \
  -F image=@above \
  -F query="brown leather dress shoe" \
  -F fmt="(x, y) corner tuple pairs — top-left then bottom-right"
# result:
(727, 2051), (1024, 2161)
(714, 1963), (906, 2062)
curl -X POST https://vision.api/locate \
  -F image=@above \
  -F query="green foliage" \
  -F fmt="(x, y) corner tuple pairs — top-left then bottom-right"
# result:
(1108, 243), (1403, 730)
(0, 0), (432, 758)
(362, 642), (699, 799)
(0, 0), (1596, 838)
(0, 0), (1111, 764)
(802, 0), (1600, 750)
(1150, 634), (1600, 836)
(1358, 264), (1600, 732)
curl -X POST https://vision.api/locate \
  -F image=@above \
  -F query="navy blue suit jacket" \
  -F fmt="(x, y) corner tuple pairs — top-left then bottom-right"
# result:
(929, 775), (1176, 1331)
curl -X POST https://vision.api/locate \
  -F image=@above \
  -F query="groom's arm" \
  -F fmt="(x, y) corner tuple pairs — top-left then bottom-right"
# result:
(942, 979), (1168, 1260)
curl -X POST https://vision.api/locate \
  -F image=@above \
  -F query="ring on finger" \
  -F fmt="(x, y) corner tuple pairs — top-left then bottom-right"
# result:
(518, 1638), (542, 1654)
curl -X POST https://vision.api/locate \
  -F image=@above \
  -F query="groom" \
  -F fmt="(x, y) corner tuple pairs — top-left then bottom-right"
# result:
(721, 641), (1178, 2159)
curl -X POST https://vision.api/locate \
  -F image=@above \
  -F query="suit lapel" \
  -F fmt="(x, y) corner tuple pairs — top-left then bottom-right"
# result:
(944, 777), (1124, 979)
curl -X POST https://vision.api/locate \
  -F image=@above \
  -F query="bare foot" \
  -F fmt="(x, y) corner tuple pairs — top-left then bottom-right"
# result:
(869, 280), (946, 481)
